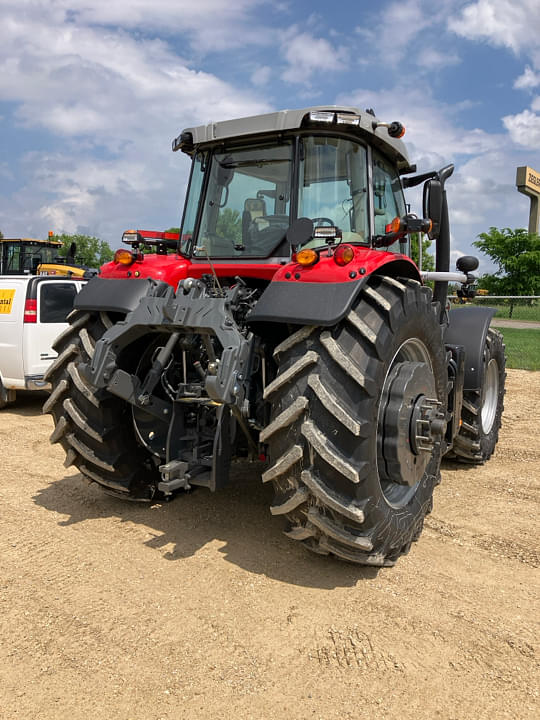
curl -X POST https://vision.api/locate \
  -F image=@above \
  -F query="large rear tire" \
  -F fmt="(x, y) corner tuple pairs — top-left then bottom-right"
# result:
(262, 276), (448, 566)
(452, 327), (505, 463)
(43, 310), (160, 500)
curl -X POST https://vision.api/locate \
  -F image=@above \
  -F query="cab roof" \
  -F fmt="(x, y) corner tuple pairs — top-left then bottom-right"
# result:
(175, 105), (410, 168)
(0, 238), (62, 247)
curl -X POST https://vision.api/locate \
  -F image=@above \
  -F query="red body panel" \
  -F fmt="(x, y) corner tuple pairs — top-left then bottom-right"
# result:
(100, 245), (420, 287)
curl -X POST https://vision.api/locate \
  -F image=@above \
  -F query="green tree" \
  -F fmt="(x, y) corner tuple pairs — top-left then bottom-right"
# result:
(0, 230), (3, 240)
(216, 209), (241, 245)
(410, 233), (435, 272)
(474, 227), (540, 316)
(474, 227), (540, 296)
(52, 233), (113, 267)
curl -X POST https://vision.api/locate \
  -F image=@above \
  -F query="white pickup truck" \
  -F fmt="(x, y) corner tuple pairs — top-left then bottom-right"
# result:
(0, 275), (86, 407)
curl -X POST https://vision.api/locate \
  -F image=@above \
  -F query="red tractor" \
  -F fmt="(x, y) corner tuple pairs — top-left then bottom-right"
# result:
(44, 106), (505, 566)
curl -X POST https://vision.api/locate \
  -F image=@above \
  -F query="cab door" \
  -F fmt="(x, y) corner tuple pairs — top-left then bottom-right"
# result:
(22, 279), (82, 380)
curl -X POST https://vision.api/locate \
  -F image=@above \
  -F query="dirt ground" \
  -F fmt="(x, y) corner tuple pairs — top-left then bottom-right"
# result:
(0, 370), (538, 720)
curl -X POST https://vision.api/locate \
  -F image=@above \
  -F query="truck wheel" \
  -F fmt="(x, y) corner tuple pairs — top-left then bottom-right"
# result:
(262, 276), (447, 566)
(0, 378), (16, 409)
(452, 328), (505, 463)
(43, 309), (160, 500)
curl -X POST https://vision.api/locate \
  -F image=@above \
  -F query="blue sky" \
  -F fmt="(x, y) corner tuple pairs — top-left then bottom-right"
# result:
(1, 0), (540, 271)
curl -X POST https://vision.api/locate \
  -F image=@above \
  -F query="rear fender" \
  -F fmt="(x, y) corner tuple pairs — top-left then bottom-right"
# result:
(444, 307), (496, 390)
(74, 277), (171, 315)
(247, 258), (420, 327)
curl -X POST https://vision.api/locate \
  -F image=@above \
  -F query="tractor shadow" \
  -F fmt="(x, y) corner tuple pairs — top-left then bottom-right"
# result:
(33, 463), (379, 589)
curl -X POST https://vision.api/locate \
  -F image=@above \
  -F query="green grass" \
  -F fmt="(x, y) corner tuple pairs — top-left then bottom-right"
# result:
(455, 299), (540, 321)
(498, 328), (540, 370)
(491, 304), (540, 322)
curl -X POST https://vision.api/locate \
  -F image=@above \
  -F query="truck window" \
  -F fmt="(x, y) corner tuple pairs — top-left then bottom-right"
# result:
(39, 283), (77, 323)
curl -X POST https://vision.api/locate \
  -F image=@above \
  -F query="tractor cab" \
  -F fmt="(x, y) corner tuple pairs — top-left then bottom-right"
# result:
(175, 107), (412, 262)
(0, 236), (95, 278)
(0, 238), (63, 275)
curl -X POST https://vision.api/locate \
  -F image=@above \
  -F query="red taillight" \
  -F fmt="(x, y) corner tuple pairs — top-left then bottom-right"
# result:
(333, 244), (355, 266)
(24, 298), (37, 323)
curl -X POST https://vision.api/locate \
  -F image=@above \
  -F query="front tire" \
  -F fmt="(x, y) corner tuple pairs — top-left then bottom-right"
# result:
(262, 276), (448, 566)
(452, 327), (506, 463)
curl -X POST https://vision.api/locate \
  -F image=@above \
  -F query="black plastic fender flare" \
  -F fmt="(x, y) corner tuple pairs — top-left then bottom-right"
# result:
(444, 306), (496, 390)
(74, 277), (169, 314)
(247, 278), (370, 327)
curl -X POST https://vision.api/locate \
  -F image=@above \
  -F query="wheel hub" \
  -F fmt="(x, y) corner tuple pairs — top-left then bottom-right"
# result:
(378, 361), (445, 487)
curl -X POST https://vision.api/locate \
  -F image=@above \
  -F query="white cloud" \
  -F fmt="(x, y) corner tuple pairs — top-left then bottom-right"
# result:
(355, 0), (458, 68)
(502, 109), (540, 149)
(0, 2), (272, 244)
(7, 0), (270, 53)
(416, 47), (461, 69)
(281, 31), (347, 85)
(448, 0), (540, 54)
(251, 66), (272, 87)
(515, 66), (540, 90)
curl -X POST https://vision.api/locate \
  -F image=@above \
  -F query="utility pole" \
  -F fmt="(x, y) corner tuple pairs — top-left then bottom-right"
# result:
(516, 166), (540, 234)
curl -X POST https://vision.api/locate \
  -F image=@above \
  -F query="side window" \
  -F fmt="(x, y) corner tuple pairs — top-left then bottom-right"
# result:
(39, 283), (77, 323)
(372, 151), (408, 254)
(180, 151), (206, 254)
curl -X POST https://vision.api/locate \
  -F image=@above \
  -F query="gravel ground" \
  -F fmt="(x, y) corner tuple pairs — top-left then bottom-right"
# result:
(0, 369), (538, 720)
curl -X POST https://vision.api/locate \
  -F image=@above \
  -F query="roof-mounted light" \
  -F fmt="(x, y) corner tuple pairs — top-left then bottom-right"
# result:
(336, 112), (360, 126)
(122, 229), (141, 245)
(309, 111), (335, 124)
(308, 111), (361, 127)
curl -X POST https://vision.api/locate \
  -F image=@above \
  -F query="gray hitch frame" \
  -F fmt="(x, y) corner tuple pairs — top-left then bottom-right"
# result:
(85, 279), (253, 411)
(80, 279), (254, 493)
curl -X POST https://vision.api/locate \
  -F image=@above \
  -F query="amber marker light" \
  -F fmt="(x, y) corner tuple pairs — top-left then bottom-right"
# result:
(385, 217), (402, 234)
(296, 248), (319, 266)
(333, 244), (354, 266)
(114, 248), (134, 265)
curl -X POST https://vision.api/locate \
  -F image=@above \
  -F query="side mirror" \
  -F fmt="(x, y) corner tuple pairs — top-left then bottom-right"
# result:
(456, 255), (479, 273)
(423, 178), (442, 239)
(287, 217), (314, 249)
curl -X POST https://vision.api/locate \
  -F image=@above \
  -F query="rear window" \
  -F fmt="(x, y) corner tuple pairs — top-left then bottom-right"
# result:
(39, 283), (77, 323)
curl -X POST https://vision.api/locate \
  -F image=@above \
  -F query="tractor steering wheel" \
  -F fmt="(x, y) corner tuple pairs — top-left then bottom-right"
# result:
(311, 217), (334, 227)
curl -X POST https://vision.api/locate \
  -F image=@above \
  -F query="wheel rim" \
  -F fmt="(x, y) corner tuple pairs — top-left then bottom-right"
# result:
(377, 338), (439, 508)
(481, 357), (499, 434)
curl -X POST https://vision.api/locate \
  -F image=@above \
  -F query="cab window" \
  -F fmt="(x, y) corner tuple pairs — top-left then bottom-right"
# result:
(372, 150), (408, 254)
(195, 141), (293, 258)
(298, 136), (369, 246)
